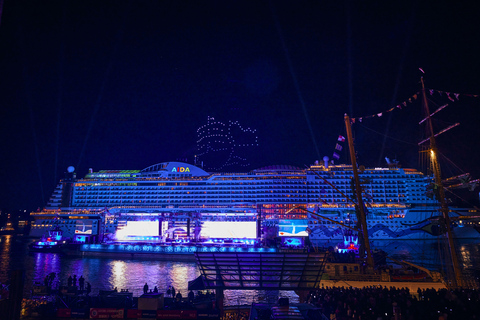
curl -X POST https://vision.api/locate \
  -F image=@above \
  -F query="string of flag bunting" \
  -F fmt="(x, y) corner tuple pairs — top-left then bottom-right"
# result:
(332, 135), (346, 162)
(427, 88), (479, 100)
(350, 88), (479, 123)
(351, 91), (419, 123)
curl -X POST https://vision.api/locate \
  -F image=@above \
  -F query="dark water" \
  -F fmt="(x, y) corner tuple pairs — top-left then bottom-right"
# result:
(0, 235), (298, 305)
(1, 235), (480, 305)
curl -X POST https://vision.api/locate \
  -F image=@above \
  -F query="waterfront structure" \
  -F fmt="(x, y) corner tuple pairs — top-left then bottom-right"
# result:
(30, 161), (480, 245)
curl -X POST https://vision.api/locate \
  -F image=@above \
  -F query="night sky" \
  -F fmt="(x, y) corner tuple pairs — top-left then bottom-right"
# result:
(0, 1), (479, 212)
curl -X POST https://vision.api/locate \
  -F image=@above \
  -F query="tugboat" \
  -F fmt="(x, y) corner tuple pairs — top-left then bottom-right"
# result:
(29, 227), (69, 252)
(0, 213), (16, 235)
(335, 229), (359, 255)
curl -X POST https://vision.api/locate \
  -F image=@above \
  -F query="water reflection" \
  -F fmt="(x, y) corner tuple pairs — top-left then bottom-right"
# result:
(111, 260), (127, 287)
(25, 251), (297, 304)
(0, 235), (12, 281)
(1, 235), (479, 306)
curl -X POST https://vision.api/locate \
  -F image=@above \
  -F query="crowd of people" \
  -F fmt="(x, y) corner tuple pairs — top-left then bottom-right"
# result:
(142, 283), (215, 305)
(32, 275), (480, 319)
(40, 273), (92, 295)
(306, 286), (480, 320)
(66, 274), (91, 294)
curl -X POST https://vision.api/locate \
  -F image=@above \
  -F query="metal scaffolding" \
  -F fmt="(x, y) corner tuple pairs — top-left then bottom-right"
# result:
(194, 251), (328, 290)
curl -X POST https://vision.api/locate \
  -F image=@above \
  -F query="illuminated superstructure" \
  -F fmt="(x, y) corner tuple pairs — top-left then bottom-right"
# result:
(30, 161), (480, 244)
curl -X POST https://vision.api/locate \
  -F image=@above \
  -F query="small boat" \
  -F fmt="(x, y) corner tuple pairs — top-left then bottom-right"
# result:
(0, 214), (17, 235)
(335, 229), (359, 255)
(29, 227), (69, 252)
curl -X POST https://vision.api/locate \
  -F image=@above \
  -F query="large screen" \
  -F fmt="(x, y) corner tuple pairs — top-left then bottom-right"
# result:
(200, 221), (256, 239)
(278, 219), (308, 237)
(75, 220), (93, 234)
(115, 221), (159, 240)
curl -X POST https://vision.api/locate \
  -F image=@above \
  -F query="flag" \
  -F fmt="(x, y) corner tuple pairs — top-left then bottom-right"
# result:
(338, 135), (345, 142)
(333, 152), (340, 160)
(362, 202), (369, 214)
(335, 143), (343, 151)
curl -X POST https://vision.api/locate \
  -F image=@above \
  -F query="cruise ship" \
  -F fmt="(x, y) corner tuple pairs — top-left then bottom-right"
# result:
(29, 160), (480, 246)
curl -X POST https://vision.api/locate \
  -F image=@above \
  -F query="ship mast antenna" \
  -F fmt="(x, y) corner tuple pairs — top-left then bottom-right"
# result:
(344, 114), (375, 269)
(420, 75), (463, 288)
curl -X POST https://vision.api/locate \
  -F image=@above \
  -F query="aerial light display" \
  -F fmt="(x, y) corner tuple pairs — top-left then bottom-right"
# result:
(196, 116), (258, 171)
(200, 221), (256, 239)
(278, 219), (308, 237)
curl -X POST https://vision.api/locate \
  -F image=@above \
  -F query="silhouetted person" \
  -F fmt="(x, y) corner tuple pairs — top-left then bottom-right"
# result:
(172, 286), (176, 298)
(176, 291), (182, 302)
(67, 275), (73, 287)
(73, 275), (77, 287)
(188, 290), (194, 303)
(167, 286), (171, 296)
(79, 276), (85, 291)
(86, 282), (91, 295)
(143, 283), (148, 294)
(153, 286), (158, 293)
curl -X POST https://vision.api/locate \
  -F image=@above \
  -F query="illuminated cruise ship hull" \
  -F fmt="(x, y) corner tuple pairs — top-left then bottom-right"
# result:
(30, 161), (480, 245)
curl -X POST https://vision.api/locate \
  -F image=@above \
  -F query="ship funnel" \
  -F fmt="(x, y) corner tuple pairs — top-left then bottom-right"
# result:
(323, 156), (329, 168)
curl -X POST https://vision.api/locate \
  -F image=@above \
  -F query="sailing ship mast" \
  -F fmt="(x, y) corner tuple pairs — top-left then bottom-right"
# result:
(419, 76), (463, 288)
(344, 114), (375, 269)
